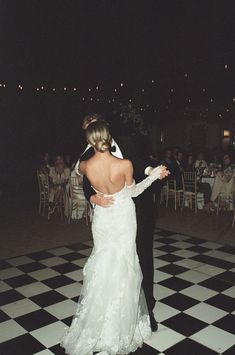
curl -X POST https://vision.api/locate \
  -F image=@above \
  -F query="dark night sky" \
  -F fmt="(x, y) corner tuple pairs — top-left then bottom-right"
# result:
(1, 1), (235, 194)
(0, 0), (234, 86)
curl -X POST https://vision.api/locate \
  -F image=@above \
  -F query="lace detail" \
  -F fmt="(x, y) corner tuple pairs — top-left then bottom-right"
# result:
(60, 173), (153, 355)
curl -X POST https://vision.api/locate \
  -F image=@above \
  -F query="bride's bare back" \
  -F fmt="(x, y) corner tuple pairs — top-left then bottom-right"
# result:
(80, 151), (133, 195)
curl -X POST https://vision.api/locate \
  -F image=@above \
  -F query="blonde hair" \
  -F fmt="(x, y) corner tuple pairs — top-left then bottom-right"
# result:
(86, 121), (111, 153)
(82, 113), (101, 130)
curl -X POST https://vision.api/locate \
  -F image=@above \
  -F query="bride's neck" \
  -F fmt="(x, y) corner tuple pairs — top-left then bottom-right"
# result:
(94, 150), (111, 158)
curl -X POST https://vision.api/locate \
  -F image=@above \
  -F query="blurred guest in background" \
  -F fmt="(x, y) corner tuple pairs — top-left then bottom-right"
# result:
(38, 152), (51, 175)
(49, 155), (70, 208)
(195, 152), (208, 171)
(183, 153), (195, 172)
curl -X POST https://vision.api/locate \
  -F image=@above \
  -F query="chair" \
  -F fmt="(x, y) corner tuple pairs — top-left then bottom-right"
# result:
(67, 176), (91, 225)
(181, 172), (198, 214)
(37, 170), (49, 216)
(165, 178), (184, 211)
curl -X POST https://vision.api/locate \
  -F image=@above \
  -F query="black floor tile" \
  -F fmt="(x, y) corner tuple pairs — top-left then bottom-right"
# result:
(205, 294), (235, 313)
(164, 338), (218, 355)
(199, 277), (232, 292)
(18, 262), (46, 273)
(0, 309), (10, 323)
(30, 290), (67, 307)
(133, 343), (160, 354)
(159, 276), (193, 291)
(158, 264), (188, 276)
(0, 289), (24, 306)
(0, 333), (45, 355)
(223, 345), (235, 355)
(162, 313), (208, 336)
(186, 237), (208, 245)
(62, 252), (88, 261)
(217, 271), (235, 284)
(155, 237), (178, 244)
(157, 245), (180, 253)
(217, 245), (235, 254)
(28, 250), (54, 260)
(43, 275), (75, 289)
(0, 260), (11, 270)
(61, 315), (73, 326)
(191, 255), (234, 270)
(52, 262), (80, 274)
(213, 314), (235, 335)
(4, 274), (36, 288)
(161, 293), (199, 311)
(49, 344), (66, 354)
(157, 254), (183, 263)
(15, 309), (58, 331)
(187, 245), (210, 254)
(66, 243), (91, 251)
(156, 230), (176, 237)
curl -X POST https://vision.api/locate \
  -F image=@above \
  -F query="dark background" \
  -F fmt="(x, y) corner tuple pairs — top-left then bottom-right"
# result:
(0, 0), (235, 194)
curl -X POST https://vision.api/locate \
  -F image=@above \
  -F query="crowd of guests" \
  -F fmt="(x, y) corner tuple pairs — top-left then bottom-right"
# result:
(159, 147), (234, 211)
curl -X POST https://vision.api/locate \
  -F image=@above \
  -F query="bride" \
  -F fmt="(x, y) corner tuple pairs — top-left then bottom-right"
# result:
(60, 121), (169, 355)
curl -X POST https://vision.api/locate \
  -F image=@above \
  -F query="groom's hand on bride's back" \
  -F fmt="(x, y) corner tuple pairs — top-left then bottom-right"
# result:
(90, 194), (114, 208)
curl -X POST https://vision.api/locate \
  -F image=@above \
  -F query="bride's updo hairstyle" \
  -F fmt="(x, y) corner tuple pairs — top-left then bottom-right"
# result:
(86, 120), (112, 153)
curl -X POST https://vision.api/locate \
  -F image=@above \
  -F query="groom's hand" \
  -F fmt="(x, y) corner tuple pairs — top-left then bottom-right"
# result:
(90, 194), (114, 208)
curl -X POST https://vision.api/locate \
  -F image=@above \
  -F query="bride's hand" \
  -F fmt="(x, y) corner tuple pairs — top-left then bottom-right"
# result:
(150, 165), (170, 180)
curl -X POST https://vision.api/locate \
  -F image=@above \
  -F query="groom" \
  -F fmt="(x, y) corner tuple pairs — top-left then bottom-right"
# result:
(75, 113), (158, 332)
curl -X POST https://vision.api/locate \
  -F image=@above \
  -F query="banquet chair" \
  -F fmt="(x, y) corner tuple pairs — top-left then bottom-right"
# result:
(37, 170), (49, 216)
(67, 176), (91, 225)
(165, 178), (184, 211)
(181, 172), (198, 214)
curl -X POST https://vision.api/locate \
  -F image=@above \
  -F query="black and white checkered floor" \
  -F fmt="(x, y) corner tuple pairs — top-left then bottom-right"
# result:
(0, 229), (234, 355)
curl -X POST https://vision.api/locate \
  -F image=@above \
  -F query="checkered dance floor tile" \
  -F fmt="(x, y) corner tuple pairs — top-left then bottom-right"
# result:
(0, 230), (234, 354)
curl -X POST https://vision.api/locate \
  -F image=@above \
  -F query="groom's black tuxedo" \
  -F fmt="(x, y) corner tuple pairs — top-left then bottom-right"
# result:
(80, 136), (157, 313)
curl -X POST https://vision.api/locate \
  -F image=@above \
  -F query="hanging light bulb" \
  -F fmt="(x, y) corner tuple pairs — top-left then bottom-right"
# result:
(41, 86), (44, 90)
(141, 89), (145, 92)
(120, 83), (124, 87)
(36, 87), (40, 91)
(52, 88), (56, 91)
(225, 64), (228, 69)
(73, 88), (77, 91)
(96, 86), (99, 90)
(64, 87), (67, 91)
(88, 88), (91, 92)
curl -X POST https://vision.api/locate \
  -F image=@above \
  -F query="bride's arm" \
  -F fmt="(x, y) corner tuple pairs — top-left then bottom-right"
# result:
(126, 164), (169, 198)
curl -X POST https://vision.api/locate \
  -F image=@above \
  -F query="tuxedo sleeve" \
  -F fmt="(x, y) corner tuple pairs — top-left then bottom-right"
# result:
(79, 147), (96, 203)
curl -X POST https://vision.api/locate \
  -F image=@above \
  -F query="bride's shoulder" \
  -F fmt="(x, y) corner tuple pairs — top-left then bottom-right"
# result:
(119, 159), (133, 170)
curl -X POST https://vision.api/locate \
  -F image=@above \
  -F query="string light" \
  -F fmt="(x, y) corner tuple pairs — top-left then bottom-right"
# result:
(120, 83), (124, 87)
(52, 88), (56, 91)
(225, 64), (228, 69)
(63, 87), (67, 91)
(41, 86), (44, 90)
(73, 88), (77, 91)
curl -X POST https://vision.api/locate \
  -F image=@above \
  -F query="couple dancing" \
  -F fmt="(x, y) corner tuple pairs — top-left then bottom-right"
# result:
(61, 114), (169, 355)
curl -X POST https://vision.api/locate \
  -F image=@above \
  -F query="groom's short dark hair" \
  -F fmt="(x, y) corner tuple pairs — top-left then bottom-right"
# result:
(82, 113), (102, 130)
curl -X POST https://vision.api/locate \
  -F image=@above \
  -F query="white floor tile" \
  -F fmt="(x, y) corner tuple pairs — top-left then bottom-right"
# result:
(222, 285), (235, 298)
(34, 350), (54, 355)
(45, 299), (76, 320)
(145, 324), (185, 352)
(199, 242), (222, 249)
(28, 268), (60, 281)
(40, 256), (68, 267)
(0, 267), (24, 280)
(172, 250), (198, 258)
(72, 258), (87, 267)
(48, 247), (74, 256)
(1, 298), (40, 318)
(6, 255), (34, 266)
(180, 285), (218, 301)
(154, 258), (169, 269)
(65, 269), (84, 282)
(170, 241), (194, 249)
(169, 234), (190, 241)
(16, 281), (51, 297)
(185, 302), (227, 323)
(30, 321), (68, 348)
(0, 280), (12, 292)
(204, 250), (232, 261)
(56, 282), (83, 298)
(193, 264), (225, 277)
(174, 258), (204, 270)
(177, 270), (210, 283)
(153, 301), (180, 323)
(154, 284), (176, 301)
(154, 270), (172, 283)
(78, 248), (92, 256)
(225, 254), (235, 263)
(153, 249), (168, 257)
(153, 241), (165, 248)
(0, 319), (27, 342)
(191, 325), (235, 353)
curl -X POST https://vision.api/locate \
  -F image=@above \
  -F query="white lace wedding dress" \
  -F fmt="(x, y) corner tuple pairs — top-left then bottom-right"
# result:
(60, 171), (161, 355)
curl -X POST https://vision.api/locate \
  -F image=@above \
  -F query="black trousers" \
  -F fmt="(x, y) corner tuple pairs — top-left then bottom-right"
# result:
(135, 207), (156, 313)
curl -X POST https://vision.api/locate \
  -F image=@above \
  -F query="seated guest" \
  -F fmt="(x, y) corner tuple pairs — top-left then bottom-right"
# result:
(49, 155), (70, 208)
(211, 154), (234, 205)
(38, 152), (51, 175)
(183, 153), (195, 172)
(173, 150), (184, 190)
(194, 152), (208, 173)
(161, 148), (175, 173)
